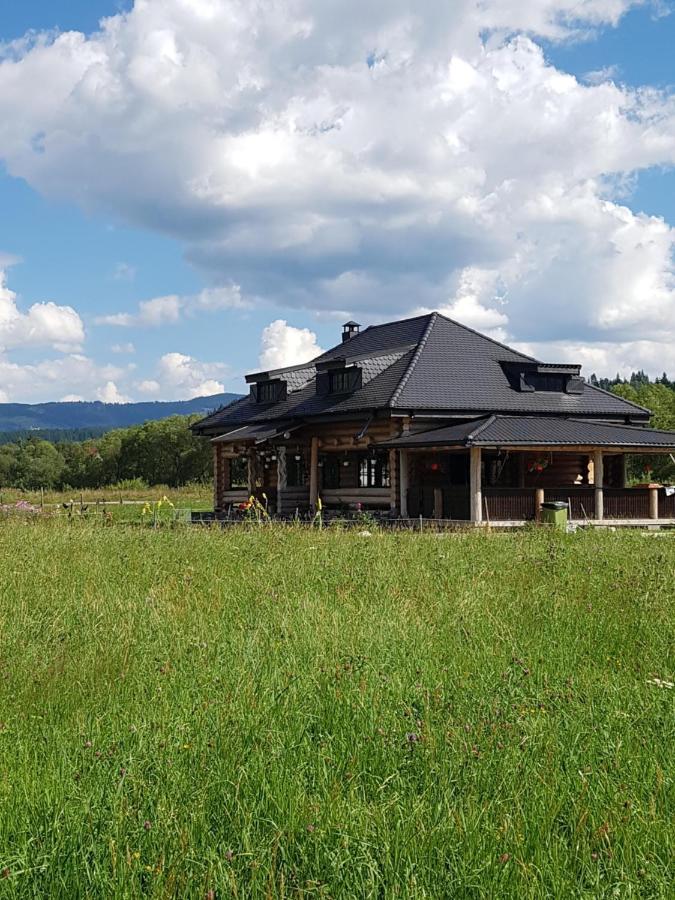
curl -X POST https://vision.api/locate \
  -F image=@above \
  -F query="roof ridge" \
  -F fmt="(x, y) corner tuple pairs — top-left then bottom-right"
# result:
(568, 417), (670, 433)
(388, 313), (437, 407)
(433, 311), (539, 362)
(466, 414), (496, 444)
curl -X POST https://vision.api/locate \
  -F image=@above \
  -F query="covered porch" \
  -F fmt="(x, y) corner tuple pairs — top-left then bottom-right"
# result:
(381, 416), (675, 525)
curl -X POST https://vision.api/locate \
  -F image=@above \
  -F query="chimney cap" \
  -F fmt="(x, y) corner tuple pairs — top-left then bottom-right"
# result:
(342, 320), (361, 342)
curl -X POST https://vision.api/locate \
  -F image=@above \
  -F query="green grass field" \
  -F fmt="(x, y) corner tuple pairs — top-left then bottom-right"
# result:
(0, 522), (672, 898)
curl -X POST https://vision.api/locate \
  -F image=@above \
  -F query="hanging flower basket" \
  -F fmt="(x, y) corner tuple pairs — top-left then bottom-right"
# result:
(528, 455), (550, 474)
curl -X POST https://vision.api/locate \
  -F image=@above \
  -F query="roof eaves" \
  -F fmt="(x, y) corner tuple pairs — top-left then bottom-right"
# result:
(387, 313), (437, 408)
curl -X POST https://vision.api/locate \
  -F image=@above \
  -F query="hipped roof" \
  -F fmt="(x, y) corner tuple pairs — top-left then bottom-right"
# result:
(193, 312), (650, 434)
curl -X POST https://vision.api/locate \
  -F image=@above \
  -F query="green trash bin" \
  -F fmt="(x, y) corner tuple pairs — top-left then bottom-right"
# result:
(540, 500), (568, 530)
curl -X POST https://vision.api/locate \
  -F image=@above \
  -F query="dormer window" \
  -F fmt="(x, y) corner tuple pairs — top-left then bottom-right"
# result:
(250, 379), (286, 404)
(501, 361), (584, 395)
(521, 372), (567, 393)
(330, 370), (355, 394)
(316, 363), (363, 396)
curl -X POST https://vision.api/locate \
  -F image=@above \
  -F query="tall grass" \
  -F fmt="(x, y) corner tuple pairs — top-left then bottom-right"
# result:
(0, 522), (672, 897)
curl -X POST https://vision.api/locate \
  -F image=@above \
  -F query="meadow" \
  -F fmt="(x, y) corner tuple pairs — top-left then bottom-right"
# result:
(0, 521), (672, 898)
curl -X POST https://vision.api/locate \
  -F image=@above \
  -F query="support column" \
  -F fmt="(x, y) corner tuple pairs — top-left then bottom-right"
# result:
(594, 449), (604, 520)
(247, 448), (256, 496)
(535, 487), (544, 522)
(649, 485), (659, 520)
(389, 448), (398, 512)
(212, 443), (220, 511)
(620, 454), (628, 489)
(470, 446), (482, 523)
(276, 447), (286, 515)
(309, 436), (319, 509)
(399, 450), (409, 518)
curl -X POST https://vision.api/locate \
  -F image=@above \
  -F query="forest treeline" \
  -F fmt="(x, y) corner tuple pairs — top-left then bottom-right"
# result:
(0, 377), (673, 491)
(0, 415), (212, 490)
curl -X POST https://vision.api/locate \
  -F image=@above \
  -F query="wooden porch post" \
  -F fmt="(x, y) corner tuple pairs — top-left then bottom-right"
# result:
(309, 436), (319, 509)
(594, 449), (604, 520)
(621, 454), (628, 489)
(247, 448), (256, 496)
(470, 446), (482, 523)
(649, 486), (659, 520)
(389, 449), (398, 512)
(276, 446), (286, 515)
(212, 443), (220, 511)
(399, 450), (409, 518)
(535, 487), (544, 522)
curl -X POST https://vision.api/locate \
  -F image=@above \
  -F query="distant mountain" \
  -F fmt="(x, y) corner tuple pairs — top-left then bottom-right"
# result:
(0, 393), (241, 436)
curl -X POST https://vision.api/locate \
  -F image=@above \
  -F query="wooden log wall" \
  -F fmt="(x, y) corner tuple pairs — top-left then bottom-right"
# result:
(522, 452), (589, 488)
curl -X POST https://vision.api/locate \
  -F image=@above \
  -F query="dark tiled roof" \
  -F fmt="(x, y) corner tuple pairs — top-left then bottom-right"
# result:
(193, 312), (651, 433)
(379, 416), (675, 449)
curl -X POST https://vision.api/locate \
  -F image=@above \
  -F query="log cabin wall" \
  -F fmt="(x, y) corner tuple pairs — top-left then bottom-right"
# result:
(521, 452), (589, 488)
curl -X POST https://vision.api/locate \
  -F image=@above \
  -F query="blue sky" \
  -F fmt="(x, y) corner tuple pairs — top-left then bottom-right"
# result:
(0, 1), (673, 402)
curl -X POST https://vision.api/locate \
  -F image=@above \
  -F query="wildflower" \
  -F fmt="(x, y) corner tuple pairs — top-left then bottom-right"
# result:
(119, 767), (127, 777)
(224, 850), (234, 862)
(1, 868), (9, 878)
(306, 824), (316, 833)
(499, 854), (510, 864)
(84, 740), (92, 748)
(143, 820), (152, 831)
(406, 732), (420, 743)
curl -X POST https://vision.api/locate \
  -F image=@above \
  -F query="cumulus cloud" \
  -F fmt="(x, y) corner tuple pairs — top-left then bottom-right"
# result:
(95, 283), (247, 327)
(0, 353), (131, 404)
(259, 319), (325, 370)
(0, 0), (673, 373)
(111, 341), (136, 354)
(0, 269), (84, 351)
(156, 352), (228, 398)
(96, 380), (131, 403)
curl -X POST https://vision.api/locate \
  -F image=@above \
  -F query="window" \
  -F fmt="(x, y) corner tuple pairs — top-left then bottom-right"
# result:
(257, 381), (279, 403)
(359, 453), (390, 488)
(329, 370), (354, 394)
(321, 456), (340, 489)
(523, 372), (567, 392)
(229, 456), (248, 488)
(287, 454), (307, 487)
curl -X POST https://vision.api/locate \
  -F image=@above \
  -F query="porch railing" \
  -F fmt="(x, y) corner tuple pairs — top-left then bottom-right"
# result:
(483, 487), (673, 521)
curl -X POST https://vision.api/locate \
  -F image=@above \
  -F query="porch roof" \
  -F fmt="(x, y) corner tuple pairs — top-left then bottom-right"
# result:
(377, 416), (675, 451)
(211, 422), (297, 444)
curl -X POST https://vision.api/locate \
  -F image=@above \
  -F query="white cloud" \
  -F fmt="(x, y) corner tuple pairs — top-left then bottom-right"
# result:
(0, 1), (673, 374)
(96, 380), (131, 403)
(156, 352), (228, 398)
(111, 341), (136, 354)
(95, 283), (247, 327)
(0, 269), (84, 351)
(259, 319), (325, 370)
(136, 378), (161, 395)
(0, 353), (131, 404)
(61, 394), (84, 402)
